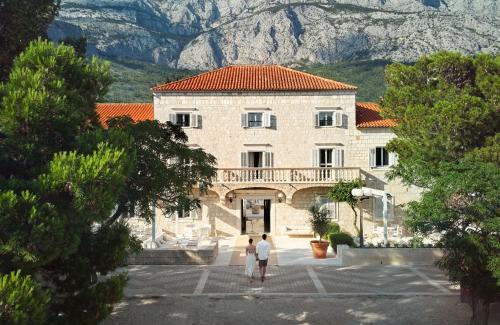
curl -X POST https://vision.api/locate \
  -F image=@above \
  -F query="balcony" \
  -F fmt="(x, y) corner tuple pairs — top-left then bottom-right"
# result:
(214, 167), (360, 184)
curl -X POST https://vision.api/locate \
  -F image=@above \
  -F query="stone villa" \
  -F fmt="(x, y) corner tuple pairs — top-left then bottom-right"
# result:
(97, 65), (420, 240)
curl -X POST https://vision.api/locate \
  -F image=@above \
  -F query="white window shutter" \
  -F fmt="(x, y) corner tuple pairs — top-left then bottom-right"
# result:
(314, 113), (319, 127)
(333, 149), (344, 167)
(241, 152), (248, 167)
(312, 149), (319, 167)
(190, 113), (198, 128)
(335, 112), (343, 127)
(241, 113), (248, 128)
(263, 113), (271, 128)
(169, 113), (176, 124)
(369, 148), (376, 167)
(389, 152), (398, 166)
(265, 152), (274, 167)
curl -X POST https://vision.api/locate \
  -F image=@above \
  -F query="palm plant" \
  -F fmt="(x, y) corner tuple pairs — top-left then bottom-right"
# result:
(308, 204), (330, 242)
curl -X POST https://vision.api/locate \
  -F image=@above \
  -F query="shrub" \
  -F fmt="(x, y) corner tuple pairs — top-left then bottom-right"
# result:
(0, 270), (50, 325)
(329, 232), (355, 253)
(410, 236), (424, 248)
(324, 222), (340, 239)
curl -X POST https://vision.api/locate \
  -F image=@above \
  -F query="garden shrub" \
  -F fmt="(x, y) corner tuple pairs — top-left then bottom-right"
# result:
(323, 222), (340, 239)
(0, 270), (50, 325)
(329, 232), (355, 253)
(410, 236), (424, 248)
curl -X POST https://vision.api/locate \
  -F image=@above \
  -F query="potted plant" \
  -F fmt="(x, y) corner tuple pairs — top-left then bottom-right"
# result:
(308, 204), (330, 258)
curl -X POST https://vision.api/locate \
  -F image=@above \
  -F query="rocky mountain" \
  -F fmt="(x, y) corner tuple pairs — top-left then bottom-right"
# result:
(49, 0), (499, 70)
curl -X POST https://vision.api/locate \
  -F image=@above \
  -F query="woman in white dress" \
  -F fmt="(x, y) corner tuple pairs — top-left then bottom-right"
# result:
(245, 238), (256, 282)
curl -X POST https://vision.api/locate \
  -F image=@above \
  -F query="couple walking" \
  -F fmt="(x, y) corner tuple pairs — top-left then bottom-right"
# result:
(245, 234), (271, 283)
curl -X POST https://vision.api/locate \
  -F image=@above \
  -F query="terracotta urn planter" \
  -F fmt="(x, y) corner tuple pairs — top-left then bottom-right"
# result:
(310, 240), (329, 259)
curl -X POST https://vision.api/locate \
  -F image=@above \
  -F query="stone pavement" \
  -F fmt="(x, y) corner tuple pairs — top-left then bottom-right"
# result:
(122, 264), (456, 297)
(102, 265), (500, 325)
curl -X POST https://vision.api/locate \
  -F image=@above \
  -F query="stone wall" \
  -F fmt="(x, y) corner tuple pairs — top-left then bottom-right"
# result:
(337, 245), (444, 266)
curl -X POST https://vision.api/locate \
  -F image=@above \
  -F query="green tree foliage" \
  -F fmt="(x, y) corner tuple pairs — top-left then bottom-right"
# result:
(0, 38), (111, 178)
(381, 52), (499, 187)
(381, 52), (499, 325)
(0, 39), (216, 323)
(0, 270), (50, 325)
(0, 0), (60, 80)
(327, 179), (363, 233)
(103, 117), (217, 224)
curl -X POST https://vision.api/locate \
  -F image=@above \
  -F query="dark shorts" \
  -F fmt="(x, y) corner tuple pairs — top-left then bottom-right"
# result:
(258, 259), (268, 267)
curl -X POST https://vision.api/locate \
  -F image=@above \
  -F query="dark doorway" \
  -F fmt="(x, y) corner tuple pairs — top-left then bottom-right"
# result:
(264, 199), (271, 233)
(241, 198), (271, 234)
(241, 199), (246, 234)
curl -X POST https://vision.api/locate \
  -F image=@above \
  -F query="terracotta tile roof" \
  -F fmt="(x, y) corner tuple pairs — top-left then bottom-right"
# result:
(152, 65), (357, 92)
(356, 102), (397, 128)
(95, 103), (153, 127)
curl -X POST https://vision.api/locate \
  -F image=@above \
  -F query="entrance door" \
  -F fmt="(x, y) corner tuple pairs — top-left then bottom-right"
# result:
(241, 199), (271, 234)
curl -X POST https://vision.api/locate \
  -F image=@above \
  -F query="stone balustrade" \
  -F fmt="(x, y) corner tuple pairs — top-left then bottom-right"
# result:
(215, 167), (360, 183)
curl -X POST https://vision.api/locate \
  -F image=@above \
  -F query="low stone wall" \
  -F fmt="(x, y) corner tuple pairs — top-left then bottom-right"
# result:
(127, 241), (218, 265)
(337, 245), (443, 266)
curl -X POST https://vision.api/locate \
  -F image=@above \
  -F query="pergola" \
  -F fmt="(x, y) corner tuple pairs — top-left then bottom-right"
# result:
(351, 187), (392, 247)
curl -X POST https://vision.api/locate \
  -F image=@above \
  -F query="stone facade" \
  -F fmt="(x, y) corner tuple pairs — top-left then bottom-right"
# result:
(152, 90), (420, 238)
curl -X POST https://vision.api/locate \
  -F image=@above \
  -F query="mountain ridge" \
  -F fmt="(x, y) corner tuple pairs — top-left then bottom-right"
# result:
(50, 0), (499, 70)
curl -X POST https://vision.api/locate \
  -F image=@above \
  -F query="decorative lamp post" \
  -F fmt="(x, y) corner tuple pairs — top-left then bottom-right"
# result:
(351, 187), (371, 247)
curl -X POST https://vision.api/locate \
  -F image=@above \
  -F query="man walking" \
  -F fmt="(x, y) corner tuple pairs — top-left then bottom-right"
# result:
(256, 234), (271, 282)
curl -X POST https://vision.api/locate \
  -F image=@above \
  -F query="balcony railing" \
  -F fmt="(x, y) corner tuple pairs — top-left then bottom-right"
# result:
(215, 167), (360, 183)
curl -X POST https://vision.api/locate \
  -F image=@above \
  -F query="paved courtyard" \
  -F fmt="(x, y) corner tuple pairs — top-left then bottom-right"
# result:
(100, 264), (500, 325)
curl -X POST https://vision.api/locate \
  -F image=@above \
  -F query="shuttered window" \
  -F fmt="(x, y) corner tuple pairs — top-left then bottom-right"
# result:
(314, 111), (343, 127)
(369, 147), (397, 167)
(242, 112), (273, 128)
(169, 112), (201, 128)
(313, 148), (344, 167)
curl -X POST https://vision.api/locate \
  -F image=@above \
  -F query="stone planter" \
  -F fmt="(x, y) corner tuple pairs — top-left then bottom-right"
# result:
(127, 240), (218, 265)
(310, 240), (329, 259)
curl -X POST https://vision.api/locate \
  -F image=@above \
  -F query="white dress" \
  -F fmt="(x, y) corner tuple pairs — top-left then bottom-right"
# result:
(245, 246), (256, 277)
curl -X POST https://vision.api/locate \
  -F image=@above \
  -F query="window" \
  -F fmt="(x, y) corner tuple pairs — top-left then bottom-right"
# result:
(241, 112), (272, 128)
(313, 148), (344, 167)
(316, 196), (338, 219)
(369, 147), (397, 168)
(248, 113), (263, 128)
(319, 149), (333, 167)
(319, 112), (334, 126)
(241, 151), (274, 168)
(176, 113), (190, 127)
(169, 112), (200, 128)
(315, 111), (343, 127)
(177, 208), (191, 218)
